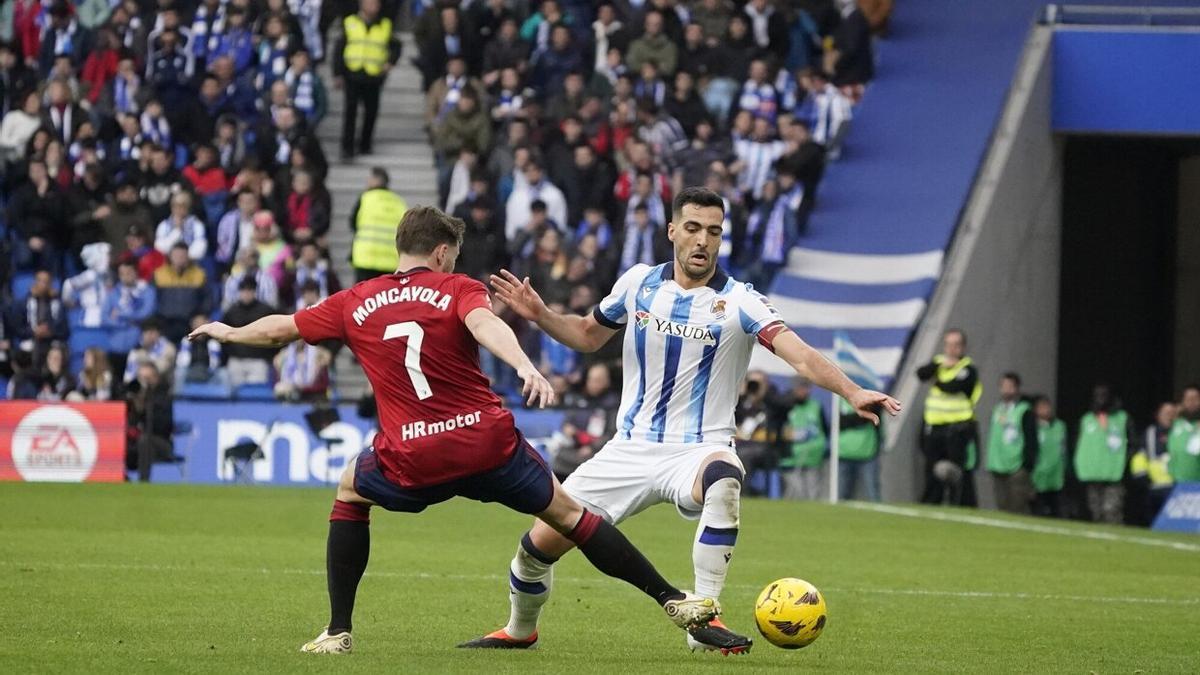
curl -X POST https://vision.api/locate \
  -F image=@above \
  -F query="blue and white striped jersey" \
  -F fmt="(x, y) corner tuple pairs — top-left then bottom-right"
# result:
(592, 263), (785, 445)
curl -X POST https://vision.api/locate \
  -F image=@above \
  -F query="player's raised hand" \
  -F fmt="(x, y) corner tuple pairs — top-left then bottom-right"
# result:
(187, 321), (234, 343)
(517, 364), (556, 409)
(489, 269), (546, 322)
(847, 389), (902, 425)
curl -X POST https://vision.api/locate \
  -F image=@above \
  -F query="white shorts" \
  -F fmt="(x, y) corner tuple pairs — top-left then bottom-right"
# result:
(561, 439), (743, 524)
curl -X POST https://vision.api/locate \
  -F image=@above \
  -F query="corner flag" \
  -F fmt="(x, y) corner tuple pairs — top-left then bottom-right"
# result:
(829, 331), (883, 503)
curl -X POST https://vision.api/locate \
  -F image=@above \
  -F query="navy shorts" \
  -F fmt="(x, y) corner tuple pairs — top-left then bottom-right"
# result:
(353, 432), (555, 515)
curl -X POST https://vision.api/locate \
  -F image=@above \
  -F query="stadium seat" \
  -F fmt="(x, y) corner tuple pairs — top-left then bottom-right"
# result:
(234, 383), (277, 401)
(179, 379), (234, 400)
(165, 420), (198, 481)
(9, 272), (35, 300)
(68, 328), (114, 374)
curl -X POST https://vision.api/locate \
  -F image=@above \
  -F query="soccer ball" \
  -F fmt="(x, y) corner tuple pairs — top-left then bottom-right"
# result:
(753, 578), (827, 649)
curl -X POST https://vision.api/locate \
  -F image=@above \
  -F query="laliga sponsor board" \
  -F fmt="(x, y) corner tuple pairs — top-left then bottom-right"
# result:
(1152, 483), (1200, 535)
(148, 403), (565, 486)
(0, 402), (126, 482)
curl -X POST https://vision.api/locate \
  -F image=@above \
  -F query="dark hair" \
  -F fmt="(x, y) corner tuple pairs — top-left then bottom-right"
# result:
(671, 186), (725, 219)
(170, 242), (189, 253)
(140, 317), (161, 332)
(1001, 372), (1021, 386)
(238, 276), (258, 292)
(1032, 394), (1051, 407)
(1183, 383), (1200, 395)
(395, 206), (466, 255)
(370, 166), (390, 187)
(299, 280), (321, 295)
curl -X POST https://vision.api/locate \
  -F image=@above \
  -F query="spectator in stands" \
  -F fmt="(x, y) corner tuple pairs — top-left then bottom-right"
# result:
(100, 180), (152, 253)
(0, 90), (43, 162)
(9, 159), (64, 275)
(96, 53), (145, 120)
(140, 145), (185, 223)
(285, 49), (327, 127)
(38, 2), (92, 76)
(74, 347), (112, 401)
(743, 0), (789, 64)
(562, 143), (614, 228)
(732, 115), (787, 202)
(736, 59), (779, 123)
(146, 28), (194, 113)
(182, 143), (229, 227)
(530, 23), (583, 95)
(273, 329), (332, 401)
(664, 70), (708, 138)
(673, 117), (728, 192)
(1029, 394), (1066, 517)
(456, 197), (506, 283)
(288, 241), (341, 307)
(175, 313), (228, 390)
(985, 372), (1038, 514)
(738, 176), (798, 289)
(223, 245), (280, 311)
(481, 17), (528, 88)
(505, 159), (567, 239)
(259, 105), (327, 176)
(283, 168), (331, 248)
(1074, 384), (1137, 525)
(433, 89), (491, 194)
(215, 189), (261, 272)
(0, 42), (35, 120)
(126, 361), (175, 481)
(333, 0), (401, 161)
(123, 318), (177, 389)
(416, 2), (476, 91)
(550, 362), (619, 481)
(734, 370), (782, 496)
(6, 351), (40, 399)
(425, 55), (485, 129)
(36, 342), (76, 401)
(691, 0), (733, 42)
(627, 10), (678, 75)
(104, 260), (157, 372)
(249, 211), (295, 287)
(9, 270), (68, 367)
(520, 0), (571, 55)
(120, 225), (168, 282)
(61, 242), (112, 330)
(545, 70), (587, 124)
(636, 100), (687, 167)
(806, 68), (852, 160)
(154, 191), (208, 262)
(917, 329), (981, 507)
(618, 201), (669, 274)
(153, 243), (210, 343)
(223, 277), (277, 387)
(827, 0), (875, 88)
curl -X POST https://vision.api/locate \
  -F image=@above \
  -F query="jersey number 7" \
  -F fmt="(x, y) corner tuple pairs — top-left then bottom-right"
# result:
(383, 321), (434, 400)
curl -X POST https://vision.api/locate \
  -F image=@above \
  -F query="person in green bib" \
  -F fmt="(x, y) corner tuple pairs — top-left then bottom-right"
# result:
(1073, 384), (1138, 524)
(985, 372), (1038, 514)
(837, 395), (881, 501)
(1029, 395), (1067, 517)
(781, 378), (828, 500)
(916, 329), (981, 506)
(1167, 384), (1200, 483)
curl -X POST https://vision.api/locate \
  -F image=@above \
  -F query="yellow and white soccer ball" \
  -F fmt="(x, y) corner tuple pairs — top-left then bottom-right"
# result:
(753, 578), (827, 649)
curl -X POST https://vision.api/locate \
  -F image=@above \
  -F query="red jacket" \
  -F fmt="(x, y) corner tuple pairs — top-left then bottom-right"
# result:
(82, 50), (120, 104)
(183, 165), (230, 195)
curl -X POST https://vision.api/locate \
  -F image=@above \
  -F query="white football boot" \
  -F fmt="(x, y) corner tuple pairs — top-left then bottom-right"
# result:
(300, 629), (353, 654)
(663, 592), (721, 629)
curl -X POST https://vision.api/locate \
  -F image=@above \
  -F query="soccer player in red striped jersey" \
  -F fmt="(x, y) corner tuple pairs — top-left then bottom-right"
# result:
(188, 206), (718, 653)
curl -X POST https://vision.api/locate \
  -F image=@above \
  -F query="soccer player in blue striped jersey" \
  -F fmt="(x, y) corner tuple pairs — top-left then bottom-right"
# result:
(462, 187), (900, 654)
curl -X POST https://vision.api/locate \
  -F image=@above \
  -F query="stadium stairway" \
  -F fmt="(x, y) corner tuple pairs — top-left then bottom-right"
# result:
(318, 33), (438, 400)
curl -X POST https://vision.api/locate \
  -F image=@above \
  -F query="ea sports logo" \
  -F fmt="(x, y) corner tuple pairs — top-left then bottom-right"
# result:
(11, 406), (99, 482)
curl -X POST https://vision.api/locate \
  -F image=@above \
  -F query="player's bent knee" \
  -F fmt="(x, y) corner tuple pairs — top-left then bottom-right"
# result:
(702, 460), (744, 495)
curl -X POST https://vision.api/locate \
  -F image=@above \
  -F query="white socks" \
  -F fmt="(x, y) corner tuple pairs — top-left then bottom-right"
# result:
(503, 535), (555, 639)
(692, 477), (741, 599)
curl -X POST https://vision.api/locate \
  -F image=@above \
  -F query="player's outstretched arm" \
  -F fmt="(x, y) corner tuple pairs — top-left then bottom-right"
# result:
(187, 315), (301, 347)
(489, 269), (617, 353)
(463, 307), (555, 408)
(770, 328), (902, 425)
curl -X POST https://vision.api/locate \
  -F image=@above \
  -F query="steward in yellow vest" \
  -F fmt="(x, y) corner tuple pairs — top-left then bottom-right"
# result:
(350, 167), (408, 280)
(333, 0), (400, 159)
(915, 329), (981, 506)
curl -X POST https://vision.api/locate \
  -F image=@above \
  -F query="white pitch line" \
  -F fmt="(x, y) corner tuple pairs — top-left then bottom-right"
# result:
(843, 502), (1200, 553)
(4, 560), (1199, 607)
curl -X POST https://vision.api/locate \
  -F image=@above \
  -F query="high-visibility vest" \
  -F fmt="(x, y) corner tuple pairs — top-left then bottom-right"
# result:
(343, 15), (392, 76)
(1130, 451), (1174, 489)
(782, 398), (826, 469)
(986, 399), (1031, 475)
(351, 189), (406, 272)
(1167, 417), (1200, 481)
(837, 397), (879, 461)
(1074, 410), (1128, 482)
(923, 356), (980, 426)
(1031, 418), (1066, 493)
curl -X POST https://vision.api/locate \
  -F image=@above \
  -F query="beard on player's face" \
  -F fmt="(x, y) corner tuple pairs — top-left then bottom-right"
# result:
(675, 240), (716, 280)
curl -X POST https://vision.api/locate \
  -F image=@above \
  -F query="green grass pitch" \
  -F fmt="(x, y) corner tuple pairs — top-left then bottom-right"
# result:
(2, 483), (1197, 673)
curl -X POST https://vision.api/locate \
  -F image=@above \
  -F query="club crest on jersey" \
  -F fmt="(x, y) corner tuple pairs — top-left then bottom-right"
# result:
(634, 311), (717, 344)
(710, 299), (727, 318)
(641, 286), (653, 298)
